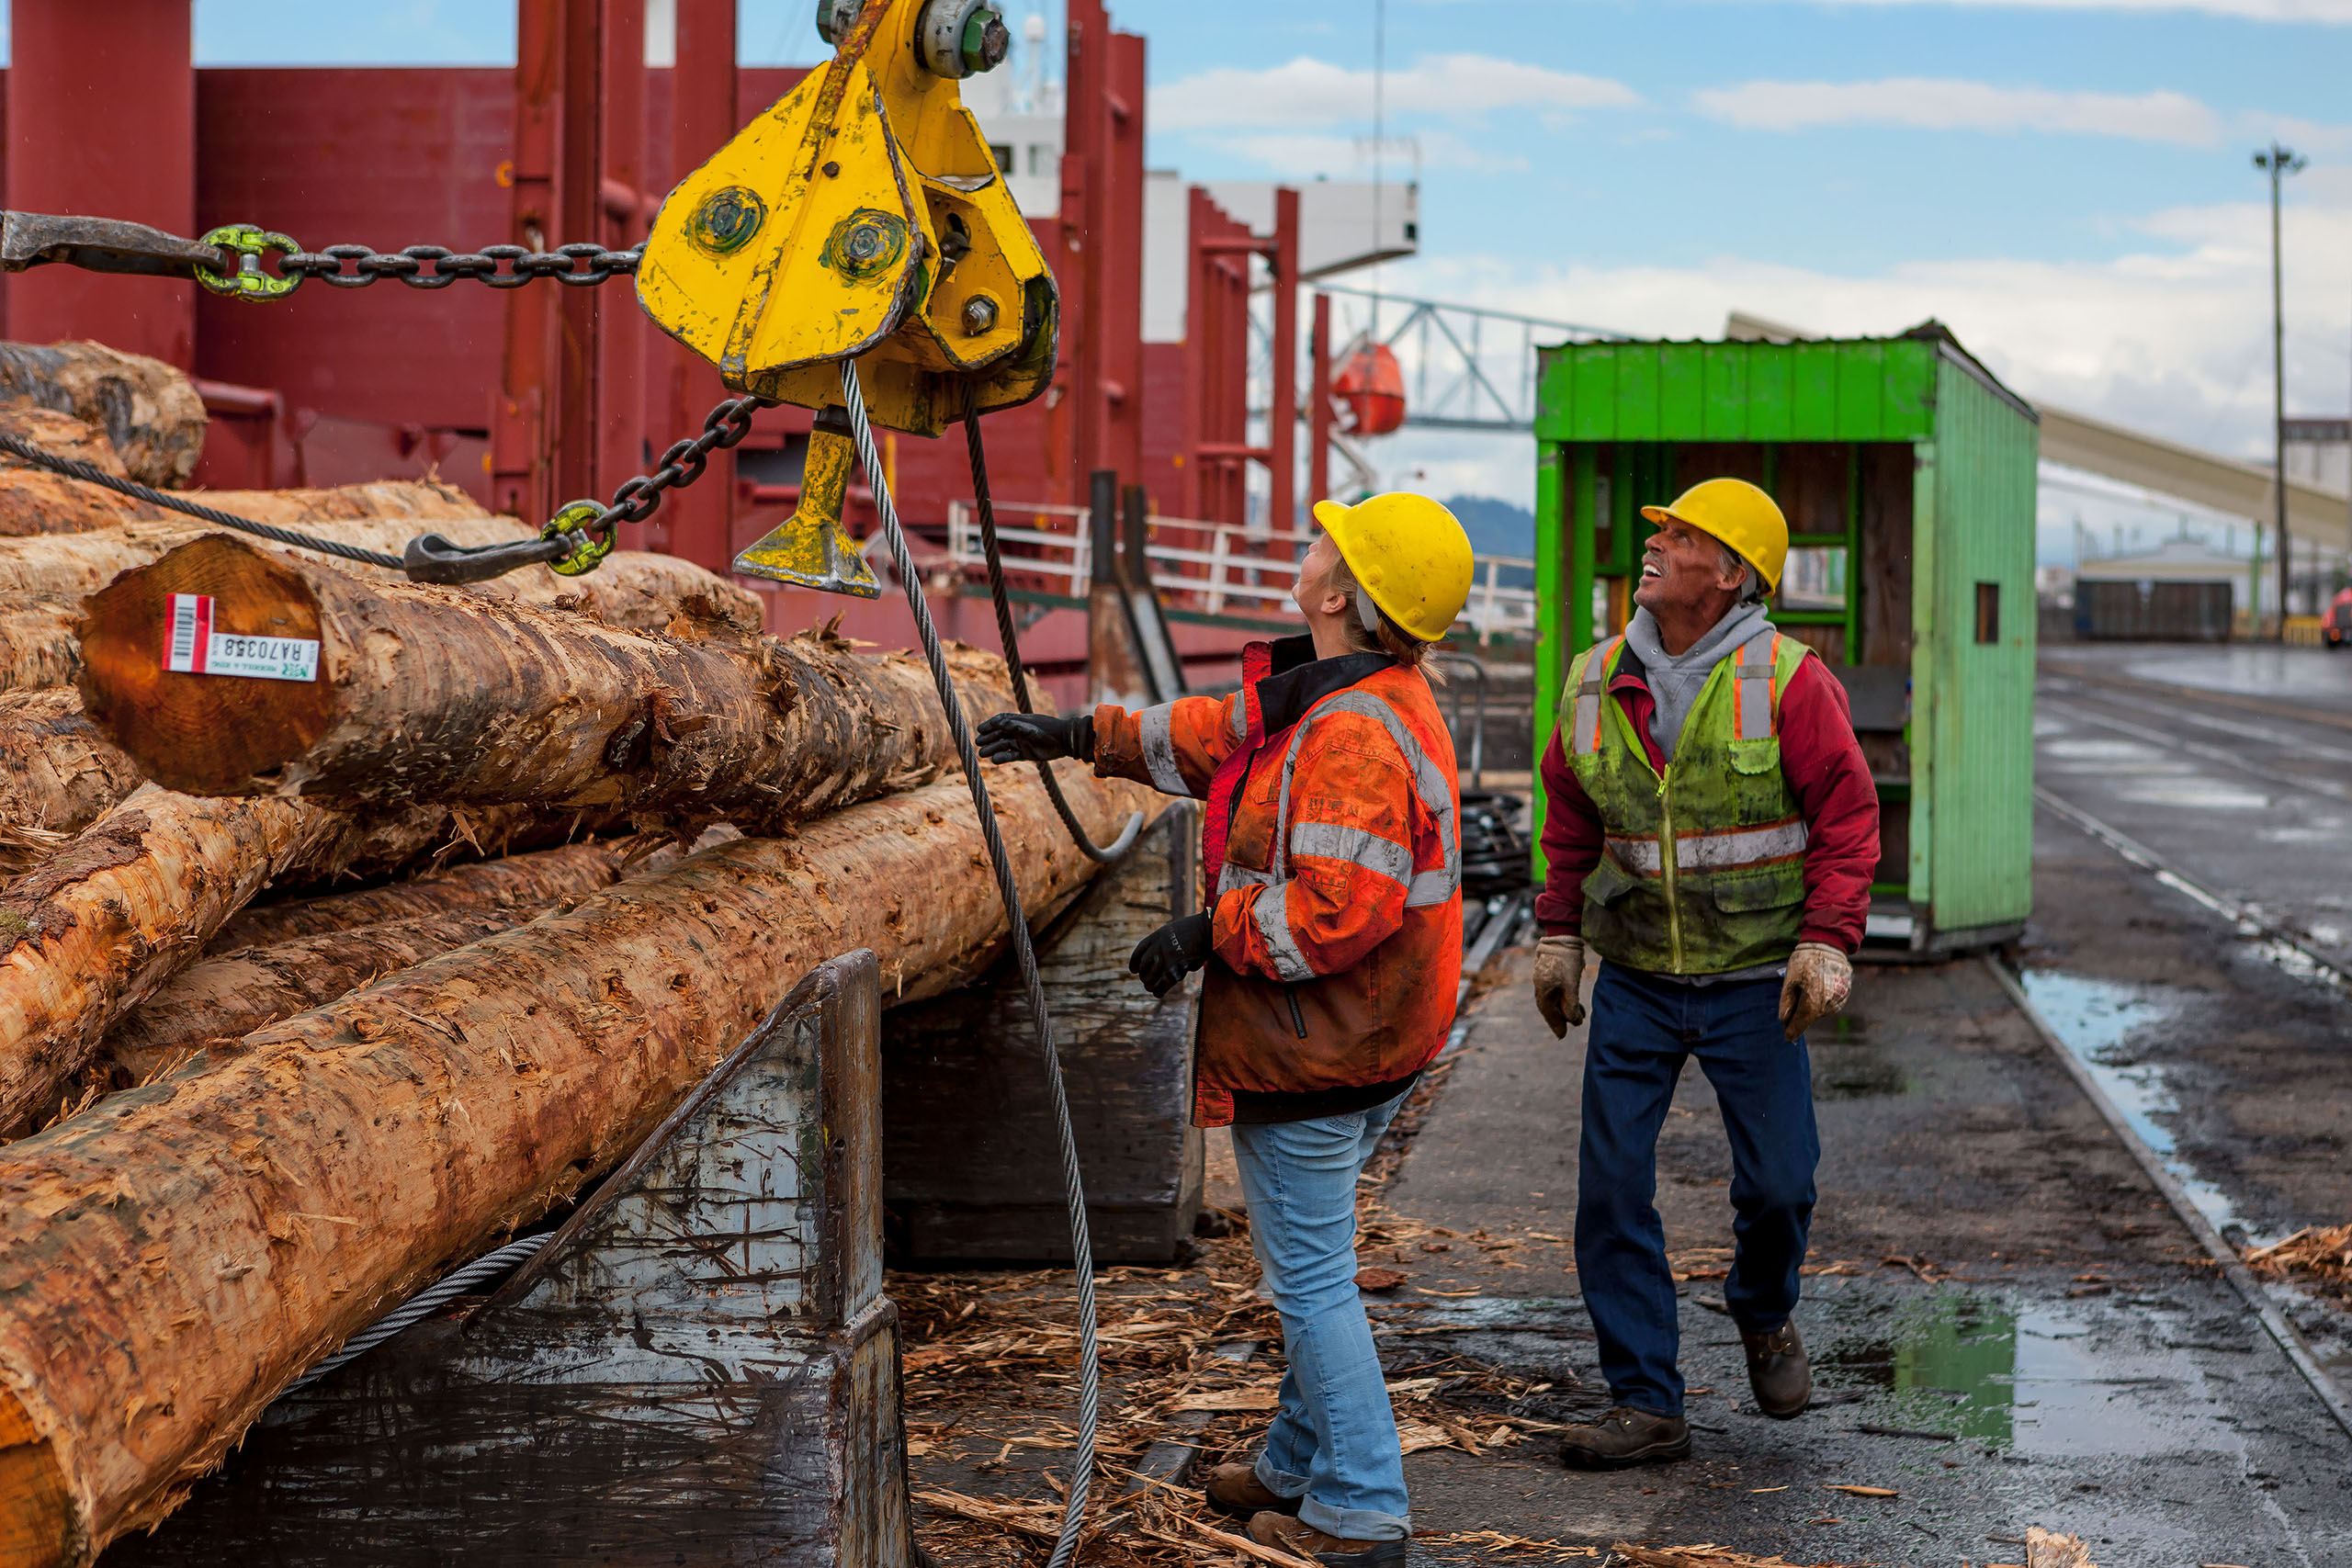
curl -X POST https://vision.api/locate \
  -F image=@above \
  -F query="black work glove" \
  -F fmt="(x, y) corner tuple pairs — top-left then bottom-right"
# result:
(1129, 909), (1213, 998)
(976, 711), (1093, 765)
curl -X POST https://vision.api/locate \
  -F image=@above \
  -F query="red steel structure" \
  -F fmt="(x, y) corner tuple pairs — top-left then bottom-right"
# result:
(0, 0), (1300, 681)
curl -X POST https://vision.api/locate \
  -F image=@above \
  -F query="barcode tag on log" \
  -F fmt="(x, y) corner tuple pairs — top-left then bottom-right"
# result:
(162, 593), (320, 682)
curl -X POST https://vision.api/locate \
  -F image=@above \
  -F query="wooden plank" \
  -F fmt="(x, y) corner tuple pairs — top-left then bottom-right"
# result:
(1791, 342), (1840, 440)
(882, 802), (1204, 1263)
(1700, 343), (1747, 443)
(111, 952), (909, 1567)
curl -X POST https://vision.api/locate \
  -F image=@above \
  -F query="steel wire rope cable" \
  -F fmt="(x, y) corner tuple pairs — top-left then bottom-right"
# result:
(960, 394), (1142, 863)
(0, 433), (406, 570)
(280, 1235), (554, 1397)
(850, 363), (1102, 1568)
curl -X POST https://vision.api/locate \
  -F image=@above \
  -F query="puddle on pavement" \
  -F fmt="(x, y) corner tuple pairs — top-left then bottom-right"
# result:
(1818, 1292), (2233, 1457)
(1388, 1292), (2245, 1459)
(1807, 1011), (1905, 1100)
(2017, 971), (2272, 1247)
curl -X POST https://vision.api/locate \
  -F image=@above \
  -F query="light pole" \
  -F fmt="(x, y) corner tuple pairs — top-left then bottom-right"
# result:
(2256, 141), (2305, 638)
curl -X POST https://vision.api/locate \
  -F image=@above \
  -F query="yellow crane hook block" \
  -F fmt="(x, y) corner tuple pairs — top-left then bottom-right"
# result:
(636, 0), (1057, 596)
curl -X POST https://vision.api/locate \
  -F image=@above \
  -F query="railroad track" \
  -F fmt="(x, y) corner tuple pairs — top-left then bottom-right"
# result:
(2025, 780), (2352, 1444)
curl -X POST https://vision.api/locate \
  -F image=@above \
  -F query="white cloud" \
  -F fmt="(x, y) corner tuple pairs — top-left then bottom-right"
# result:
(1190, 129), (1529, 178)
(1151, 53), (1640, 134)
(1355, 187), (2352, 507)
(1692, 77), (2223, 145)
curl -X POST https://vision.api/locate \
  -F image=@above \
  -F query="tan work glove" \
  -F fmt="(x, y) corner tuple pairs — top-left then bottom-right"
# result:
(1779, 941), (1853, 1041)
(1533, 934), (1588, 1038)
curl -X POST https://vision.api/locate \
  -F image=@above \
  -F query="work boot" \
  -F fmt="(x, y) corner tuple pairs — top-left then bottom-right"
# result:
(1742, 1319), (1812, 1418)
(1246, 1511), (1408, 1566)
(1203, 1461), (1296, 1520)
(1555, 1405), (1691, 1470)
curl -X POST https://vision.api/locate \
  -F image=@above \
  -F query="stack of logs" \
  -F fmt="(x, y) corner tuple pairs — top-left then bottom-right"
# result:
(0, 344), (1154, 1566)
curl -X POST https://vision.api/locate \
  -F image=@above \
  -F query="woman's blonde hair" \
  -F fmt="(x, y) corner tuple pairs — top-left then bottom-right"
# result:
(1327, 551), (1442, 676)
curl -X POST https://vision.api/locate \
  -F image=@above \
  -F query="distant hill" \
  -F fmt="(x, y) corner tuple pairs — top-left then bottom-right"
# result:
(1443, 495), (1535, 562)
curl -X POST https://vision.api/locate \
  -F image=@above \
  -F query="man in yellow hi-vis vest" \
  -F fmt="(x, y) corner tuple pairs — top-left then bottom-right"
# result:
(1532, 479), (1879, 1469)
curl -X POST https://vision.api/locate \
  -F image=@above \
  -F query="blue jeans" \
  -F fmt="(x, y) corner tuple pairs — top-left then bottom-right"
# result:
(1575, 961), (1819, 1418)
(1230, 1092), (1411, 1542)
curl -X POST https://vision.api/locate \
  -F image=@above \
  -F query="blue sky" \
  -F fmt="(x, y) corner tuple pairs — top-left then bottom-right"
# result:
(29, 0), (2348, 554)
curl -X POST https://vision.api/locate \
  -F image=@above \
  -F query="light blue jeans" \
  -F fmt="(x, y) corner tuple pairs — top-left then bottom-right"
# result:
(1229, 1091), (1411, 1542)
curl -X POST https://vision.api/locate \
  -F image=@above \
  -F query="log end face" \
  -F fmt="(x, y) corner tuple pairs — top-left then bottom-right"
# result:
(76, 535), (337, 795)
(0, 1384), (78, 1568)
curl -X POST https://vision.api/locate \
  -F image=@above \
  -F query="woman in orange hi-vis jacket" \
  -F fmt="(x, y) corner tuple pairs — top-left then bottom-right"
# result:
(978, 493), (1475, 1567)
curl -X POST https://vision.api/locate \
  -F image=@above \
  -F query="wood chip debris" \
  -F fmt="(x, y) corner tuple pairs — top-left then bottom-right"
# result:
(2244, 1222), (2352, 1301)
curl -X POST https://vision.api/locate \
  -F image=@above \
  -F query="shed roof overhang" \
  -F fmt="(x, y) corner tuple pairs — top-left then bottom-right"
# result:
(1532, 321), (2033, 446)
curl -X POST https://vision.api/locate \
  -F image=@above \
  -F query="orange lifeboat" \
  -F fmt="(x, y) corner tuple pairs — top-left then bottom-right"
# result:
(1332, 343), (1406, 435)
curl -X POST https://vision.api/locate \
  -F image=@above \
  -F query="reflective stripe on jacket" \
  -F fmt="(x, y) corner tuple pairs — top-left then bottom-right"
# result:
(1092, 635), (1464, 1127)
(1562, 626), (1815, 975)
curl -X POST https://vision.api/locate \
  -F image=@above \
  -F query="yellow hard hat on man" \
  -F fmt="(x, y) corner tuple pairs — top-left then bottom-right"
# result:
(1640, 478), (1789, 593)
(1311, 492), (1475, 643)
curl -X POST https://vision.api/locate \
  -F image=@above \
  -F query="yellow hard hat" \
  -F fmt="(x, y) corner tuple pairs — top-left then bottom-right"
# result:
(1640, 478), (1790, 592)
(1311, 492), (1475, 644)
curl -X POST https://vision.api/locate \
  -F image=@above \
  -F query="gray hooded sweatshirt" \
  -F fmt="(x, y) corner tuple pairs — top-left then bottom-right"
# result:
(1622, 599), (1772, 763)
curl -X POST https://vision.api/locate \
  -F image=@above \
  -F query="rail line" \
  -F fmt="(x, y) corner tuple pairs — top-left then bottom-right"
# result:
(2025, 785), (2352, 1444)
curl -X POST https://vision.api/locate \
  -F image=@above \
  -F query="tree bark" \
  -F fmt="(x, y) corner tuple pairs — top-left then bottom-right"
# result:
(0, 784), (560, 1136)
(100, 834), (723, 1088)
(0, 691), (141, 878)
(0, 761), (1152, 1563)
(98, 910), (534, 1089)
(0, 471), (160, 537)
(205, 838), (652, 954)
(0, 483), (763, 631)
(0, 518), (761, 697)
(78, 534), (1008, 829)
(0, 340), (207, 489)
(0, 406), (126, 479)
(101, 833), (727, 1086)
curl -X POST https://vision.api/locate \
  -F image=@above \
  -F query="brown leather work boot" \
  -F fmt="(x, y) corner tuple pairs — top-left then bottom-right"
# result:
(1555, 1405), (1691, 1470)
(1246, 1511), (1408, 1566)
(1203, 1461), (1296, 1520)
(1743, 1319), (1812, 1418)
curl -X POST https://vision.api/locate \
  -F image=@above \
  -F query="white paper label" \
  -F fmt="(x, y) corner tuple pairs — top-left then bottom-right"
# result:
(163, 593), (320, 682)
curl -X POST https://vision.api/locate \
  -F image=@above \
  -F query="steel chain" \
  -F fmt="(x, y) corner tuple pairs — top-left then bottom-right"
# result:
(538, 393), (768, 574)
(197, 226), (640, 299)
(281, 243), (641, 290)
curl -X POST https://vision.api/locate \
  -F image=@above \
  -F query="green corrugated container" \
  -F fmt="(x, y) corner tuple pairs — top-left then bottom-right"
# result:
(1531, 323), (2039, 953)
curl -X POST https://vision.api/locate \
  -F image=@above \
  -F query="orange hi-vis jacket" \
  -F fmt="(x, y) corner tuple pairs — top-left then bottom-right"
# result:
(1093, 636), (1464, 1127)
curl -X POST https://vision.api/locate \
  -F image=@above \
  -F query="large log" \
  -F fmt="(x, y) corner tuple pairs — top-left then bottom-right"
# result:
(78, 534), (1006, 828)
(0, 340), (207, 489)
(0, 761), (1151, 1563)
(205, 838), (649, 953)
(0, 471), (159, 537)
(0, 406), (126, 479)
(0, 521), (760, 696)
(97, 910), (529, 1090)
(0, 784), (555, 1136)
(0, 691), (141, 878)
(110, 838), (722, 1077)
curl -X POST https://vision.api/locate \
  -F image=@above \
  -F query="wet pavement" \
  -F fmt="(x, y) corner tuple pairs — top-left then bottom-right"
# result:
(901, 640), (2352, 1564)
(1375, 945), (2352, 1564)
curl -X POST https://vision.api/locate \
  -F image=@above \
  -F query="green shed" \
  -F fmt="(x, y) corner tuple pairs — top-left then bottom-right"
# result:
(1530, 322), (2039, 953)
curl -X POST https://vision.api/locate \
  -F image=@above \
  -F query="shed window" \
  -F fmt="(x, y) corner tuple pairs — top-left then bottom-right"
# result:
(1975, 581), (2000, 644)
(1780, 546), (1848, 611)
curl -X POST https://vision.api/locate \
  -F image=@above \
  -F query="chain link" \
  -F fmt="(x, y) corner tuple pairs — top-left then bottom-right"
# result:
(277, 242), (641, 291)
(539, 393), (769, 570)
(195, 226), (642, 299)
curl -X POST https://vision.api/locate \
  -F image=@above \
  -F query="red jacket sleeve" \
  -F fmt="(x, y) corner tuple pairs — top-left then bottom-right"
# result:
(1777, 658), (1880, 953)
(1534, 726), (1604, 937)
